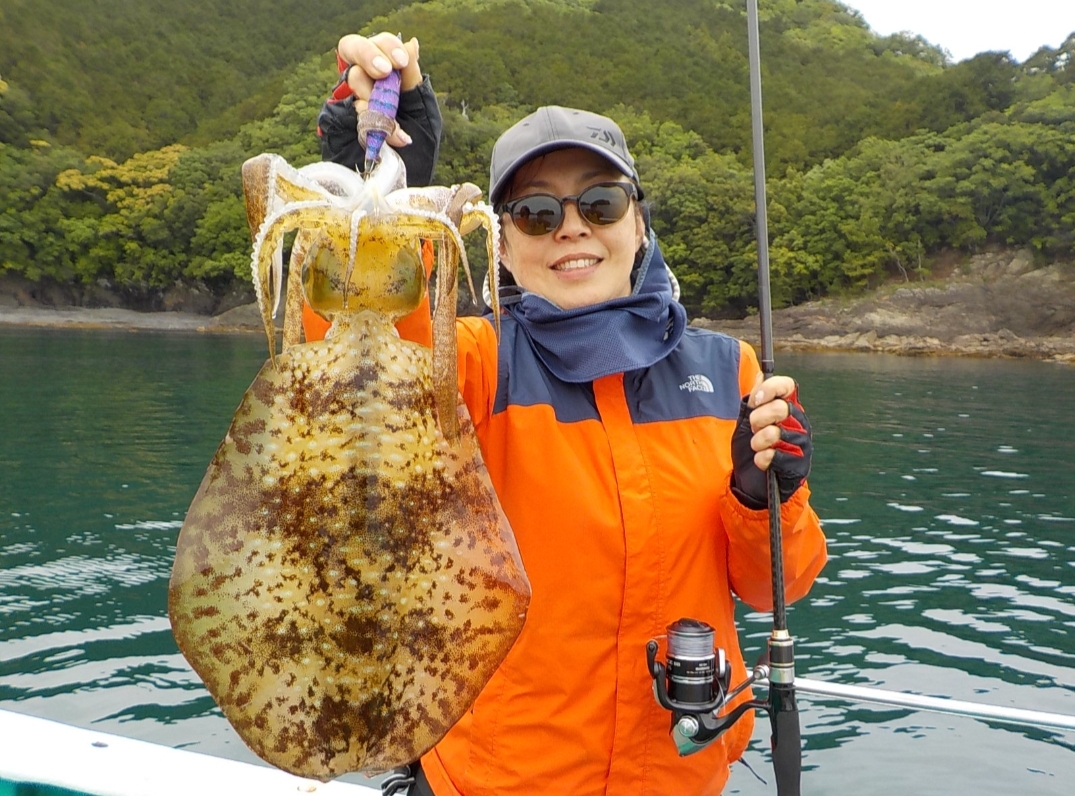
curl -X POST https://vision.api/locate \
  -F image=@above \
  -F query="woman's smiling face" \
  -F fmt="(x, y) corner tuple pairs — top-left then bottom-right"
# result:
(498, 147), (645, 310)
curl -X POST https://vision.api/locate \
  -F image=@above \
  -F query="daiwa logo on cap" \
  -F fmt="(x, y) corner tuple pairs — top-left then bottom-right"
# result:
(679, 375), (714, 394)
(587, 126), (618, 146)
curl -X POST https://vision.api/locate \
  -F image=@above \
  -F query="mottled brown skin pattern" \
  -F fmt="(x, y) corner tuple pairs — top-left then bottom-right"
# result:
(169, 312), (530, 779)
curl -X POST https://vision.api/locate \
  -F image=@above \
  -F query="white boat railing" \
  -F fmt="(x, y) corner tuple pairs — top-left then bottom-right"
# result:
(791, 676), (1075, 732)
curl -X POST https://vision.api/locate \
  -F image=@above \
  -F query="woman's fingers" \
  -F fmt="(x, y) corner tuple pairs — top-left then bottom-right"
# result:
(749, 398), (789, 432)
(399, 37), (422, 91)
(747, 374), (796, 409)
(339, 33), (421, 97)
(338, 33), (420, 148)
(753, 447), (776, 471)
(747, 373), (798, 469)
(338, 33), (407, 77)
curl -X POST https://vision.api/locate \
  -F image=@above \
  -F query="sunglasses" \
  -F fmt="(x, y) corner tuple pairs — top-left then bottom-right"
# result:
(497, 182), (638, 236)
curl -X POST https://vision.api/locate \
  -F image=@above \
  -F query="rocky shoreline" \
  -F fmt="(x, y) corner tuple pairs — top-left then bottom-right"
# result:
(3, 250), (1073, 363)
(0, 271), (266, 333)
(0, 302), (266, 334)
(700, 322), (1075, 364)
(695, 249), (1075, 364)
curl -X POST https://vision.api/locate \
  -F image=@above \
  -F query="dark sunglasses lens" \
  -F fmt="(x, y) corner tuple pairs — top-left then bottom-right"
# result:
(511, 195), (563, 235)
(506, 184), (633, 235)
(578, 185), (631, 226)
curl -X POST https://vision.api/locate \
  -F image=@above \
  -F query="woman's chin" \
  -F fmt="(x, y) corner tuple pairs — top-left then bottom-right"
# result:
(540, 275), (630, 310)
(551, 289), (612, 311)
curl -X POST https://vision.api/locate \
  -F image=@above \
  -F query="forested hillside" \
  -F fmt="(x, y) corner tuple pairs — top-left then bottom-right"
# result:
(0, 0), (415, 156)
(2, 0), (1074, 317)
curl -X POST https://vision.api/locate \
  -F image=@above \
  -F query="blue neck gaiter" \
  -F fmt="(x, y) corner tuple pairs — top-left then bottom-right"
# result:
(500, 232), (687, 383)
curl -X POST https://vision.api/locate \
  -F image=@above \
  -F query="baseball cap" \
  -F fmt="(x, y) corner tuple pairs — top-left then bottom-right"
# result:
(489, 106), (643, 207)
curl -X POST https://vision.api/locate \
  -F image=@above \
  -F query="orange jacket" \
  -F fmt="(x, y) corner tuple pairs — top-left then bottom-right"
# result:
(303, 302), (827, 795)
(423, 315), (826, 796)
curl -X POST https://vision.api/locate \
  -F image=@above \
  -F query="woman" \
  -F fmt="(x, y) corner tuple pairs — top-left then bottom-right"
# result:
(320, 33), (827, 796)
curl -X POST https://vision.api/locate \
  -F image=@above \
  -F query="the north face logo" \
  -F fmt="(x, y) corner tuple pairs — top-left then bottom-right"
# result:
(679, 374), (714, 393)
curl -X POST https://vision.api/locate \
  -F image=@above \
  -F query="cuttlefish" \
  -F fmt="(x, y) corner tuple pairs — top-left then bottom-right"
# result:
(168, 136), (530, 780)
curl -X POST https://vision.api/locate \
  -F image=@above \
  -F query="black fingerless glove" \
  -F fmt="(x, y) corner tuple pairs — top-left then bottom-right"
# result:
(730, 386), (812, 510)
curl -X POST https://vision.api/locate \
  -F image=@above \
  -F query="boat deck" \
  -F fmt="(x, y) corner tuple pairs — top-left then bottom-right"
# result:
(0, 708), (378, 796)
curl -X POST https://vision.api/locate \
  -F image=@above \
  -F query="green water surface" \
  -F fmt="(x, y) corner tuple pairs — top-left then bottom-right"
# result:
(0, 328), (1072, 795)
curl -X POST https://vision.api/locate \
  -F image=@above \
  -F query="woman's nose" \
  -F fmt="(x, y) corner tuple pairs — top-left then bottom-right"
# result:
(554, 199), (591, 239)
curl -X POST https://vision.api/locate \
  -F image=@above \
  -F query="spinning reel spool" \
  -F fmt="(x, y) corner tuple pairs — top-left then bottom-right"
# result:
(647, 619), (767, 755)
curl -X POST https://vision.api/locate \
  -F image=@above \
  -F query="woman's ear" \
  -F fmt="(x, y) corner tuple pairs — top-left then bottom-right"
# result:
(634, 205), (646, 250)
(498, 235), (513, 273)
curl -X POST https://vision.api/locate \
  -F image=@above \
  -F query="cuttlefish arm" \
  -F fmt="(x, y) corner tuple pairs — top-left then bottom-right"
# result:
(283, 229), (316, 350)
(385, 185), (482, 306)
(249, 201), (346, 364)
(242, 155), (349, 360)
(432, 239), (460, 442)
(240, 156), (285, 338)
(373, 208), (468, 443)
(457, 200), (502, 340)
(241, 155), (274, 244)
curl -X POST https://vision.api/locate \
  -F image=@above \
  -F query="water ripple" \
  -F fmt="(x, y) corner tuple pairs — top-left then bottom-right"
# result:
(0, 554), (168, 615)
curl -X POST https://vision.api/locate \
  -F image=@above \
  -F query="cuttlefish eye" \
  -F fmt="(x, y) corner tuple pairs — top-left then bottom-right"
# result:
(302, 231), (425, 319)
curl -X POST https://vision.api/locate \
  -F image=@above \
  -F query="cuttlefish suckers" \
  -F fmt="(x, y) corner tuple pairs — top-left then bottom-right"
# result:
(169, 147), (523, 780)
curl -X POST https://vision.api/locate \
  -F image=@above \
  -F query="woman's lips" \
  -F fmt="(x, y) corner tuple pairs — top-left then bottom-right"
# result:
(551, 256), (600, 272)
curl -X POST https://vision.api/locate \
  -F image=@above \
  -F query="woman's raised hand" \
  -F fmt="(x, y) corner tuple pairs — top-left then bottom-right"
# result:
(336, 33), (422, 147)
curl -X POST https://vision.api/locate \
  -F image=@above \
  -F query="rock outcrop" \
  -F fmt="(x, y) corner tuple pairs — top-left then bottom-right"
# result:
(695, 250), (1075, 364)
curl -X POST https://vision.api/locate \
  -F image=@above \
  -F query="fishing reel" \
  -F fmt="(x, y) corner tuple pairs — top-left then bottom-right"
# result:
(647, 619), (767, 756)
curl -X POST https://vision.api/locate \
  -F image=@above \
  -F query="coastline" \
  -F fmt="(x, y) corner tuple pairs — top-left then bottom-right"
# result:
(698, 317), (1075, 364)
(3, 249), (1073, 363)
(0, 303), (264, 334)
(697, 248), (1075, 365)
(3, 302), (1073, 364)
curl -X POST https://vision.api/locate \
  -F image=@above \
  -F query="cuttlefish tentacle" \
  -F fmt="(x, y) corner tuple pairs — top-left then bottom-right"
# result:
(444, 184), (483, 309)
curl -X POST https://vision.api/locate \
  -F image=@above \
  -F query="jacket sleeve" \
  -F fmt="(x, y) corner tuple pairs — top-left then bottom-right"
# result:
(455, 317), (499, 431)
(721, 340), (827, 612)
(317, 74), (443, 187)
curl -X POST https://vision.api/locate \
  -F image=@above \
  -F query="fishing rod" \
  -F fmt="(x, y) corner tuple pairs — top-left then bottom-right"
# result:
(644, 4), (801, 794)
(744, 0), (802, 792)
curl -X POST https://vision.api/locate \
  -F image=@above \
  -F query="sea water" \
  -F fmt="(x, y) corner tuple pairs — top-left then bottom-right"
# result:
(0, 329), (1072, 794)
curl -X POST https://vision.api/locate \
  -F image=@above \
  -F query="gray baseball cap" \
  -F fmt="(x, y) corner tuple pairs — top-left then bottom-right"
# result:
(489, 106), (643, 207)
